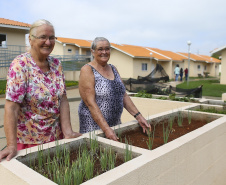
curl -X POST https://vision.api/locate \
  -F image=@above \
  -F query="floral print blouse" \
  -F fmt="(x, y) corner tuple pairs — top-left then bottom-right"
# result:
(6, 52), (66, 144)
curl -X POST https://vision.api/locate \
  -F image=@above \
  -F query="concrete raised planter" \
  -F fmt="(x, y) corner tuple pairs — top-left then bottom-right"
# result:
(199, 99), (226, 106)
(98, 108), (226, 185)
(187, 104), (226, 113)
(1, 104), (226, 184)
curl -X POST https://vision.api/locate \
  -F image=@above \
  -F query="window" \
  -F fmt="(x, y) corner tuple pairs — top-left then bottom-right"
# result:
(86, 50), (91, 56)
(0, 34), (6, 47)
(197, 65), (201, 70)
(142, 63), (147, 71)
(68, 49), (72, 53)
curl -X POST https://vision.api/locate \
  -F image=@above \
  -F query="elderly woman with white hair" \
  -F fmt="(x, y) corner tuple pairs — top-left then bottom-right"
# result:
(0, 19), (81, 162)
(78, 37), (151, 141)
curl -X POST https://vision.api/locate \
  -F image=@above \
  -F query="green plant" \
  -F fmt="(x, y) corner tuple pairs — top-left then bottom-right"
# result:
(195, 106), (226, 115)
(108, 147), (116, 170)
(169, 93), (176, 100)
(162, 123), (170, 144)
(168, 115), (174, 131)
(26, 136), (134, 185)
(100, 148), (108, 171)
(187, 110), (192, 124)
(146, 125), (155, 150)
(134, 90), (152, 98)
(177, 111), (183, 127)
(124, 137), (132, 162)
(188, 110), (192, 125)
(156, 96), (168, 100)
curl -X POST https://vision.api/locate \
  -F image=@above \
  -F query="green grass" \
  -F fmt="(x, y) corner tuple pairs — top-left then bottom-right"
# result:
(65, 81), (79, 87)
(0, 80), (78, 95)
(0, 80), (6, 95)
(177, 80), (226, 97)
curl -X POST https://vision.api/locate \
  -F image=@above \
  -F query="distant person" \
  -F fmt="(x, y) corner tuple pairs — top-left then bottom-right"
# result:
(174, 64), (180, 81)
(180, 67), (183, 81)
(184, 68), (188, 81)
(0, 19), (81, 162)
(78, 37), (151, 141)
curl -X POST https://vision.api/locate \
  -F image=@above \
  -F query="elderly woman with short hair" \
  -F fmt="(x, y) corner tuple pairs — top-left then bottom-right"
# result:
(78, 37), (150, 141)
(0, 19), (81, 162)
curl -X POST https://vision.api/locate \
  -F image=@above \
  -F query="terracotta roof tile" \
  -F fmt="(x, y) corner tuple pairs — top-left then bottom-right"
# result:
(0, 18), (30, 28)
(57, 37), (92, 48)
(148, 48), (187, 61)
(198, 55), (221, 63)
(111, 43), (170, 60)
(178, 52), (208, 61)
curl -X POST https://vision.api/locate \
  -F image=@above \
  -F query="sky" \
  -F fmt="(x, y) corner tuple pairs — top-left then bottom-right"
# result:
(1, 0), (226, 56)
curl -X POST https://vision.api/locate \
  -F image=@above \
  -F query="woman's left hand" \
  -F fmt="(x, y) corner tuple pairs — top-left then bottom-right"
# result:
(64, 132), (82, 139)
(136, 114), (151, 134)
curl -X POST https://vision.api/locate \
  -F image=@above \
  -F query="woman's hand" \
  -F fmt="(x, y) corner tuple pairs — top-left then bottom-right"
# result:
(0, 145), (17, 162)
(136, 114), (151, 134)
(104, 127), (119, 141)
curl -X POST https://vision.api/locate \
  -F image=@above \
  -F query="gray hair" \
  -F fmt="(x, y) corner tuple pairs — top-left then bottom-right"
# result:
(91, 37), (111, 50)
(29, 19), (54, 39)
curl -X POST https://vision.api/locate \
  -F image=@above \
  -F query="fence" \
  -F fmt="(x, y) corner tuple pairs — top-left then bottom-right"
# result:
(0, 45), (90, 79)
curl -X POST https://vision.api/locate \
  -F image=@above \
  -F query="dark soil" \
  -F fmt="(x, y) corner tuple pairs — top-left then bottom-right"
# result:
(119, 117), (214, 150)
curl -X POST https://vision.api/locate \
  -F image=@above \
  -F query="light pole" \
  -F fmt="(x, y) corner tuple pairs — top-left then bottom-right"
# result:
(187, 41), (191, 86)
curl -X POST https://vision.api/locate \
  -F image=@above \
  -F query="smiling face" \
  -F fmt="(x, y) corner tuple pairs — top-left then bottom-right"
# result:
(92, 40), (111, 64)
(29, 24), (55, 59)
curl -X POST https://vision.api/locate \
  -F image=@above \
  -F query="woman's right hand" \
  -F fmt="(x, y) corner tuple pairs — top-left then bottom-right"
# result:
(104, 127), (119, 141)
(0, 145), (17, 162)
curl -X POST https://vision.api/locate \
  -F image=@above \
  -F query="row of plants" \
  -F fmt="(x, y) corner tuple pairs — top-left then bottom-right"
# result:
(134, 90), (197, 103)
(115, 110), (193, 150)
(24, 133), (133, 185)
(195, 106), (226, 115)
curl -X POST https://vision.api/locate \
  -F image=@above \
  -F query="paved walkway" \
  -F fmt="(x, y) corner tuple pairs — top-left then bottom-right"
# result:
(0, 84), (222, 150)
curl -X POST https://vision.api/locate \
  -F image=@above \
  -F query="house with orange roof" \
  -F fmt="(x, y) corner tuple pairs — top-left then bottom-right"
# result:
(0, 18), (30, 79)
(177, 52), (220, 78)
(50, 36), (221, 81)
(211, 46), (226, 84)
(52, 37), (92, 57)
(0, 18), (30, 47)
(109, 44), (220, 79)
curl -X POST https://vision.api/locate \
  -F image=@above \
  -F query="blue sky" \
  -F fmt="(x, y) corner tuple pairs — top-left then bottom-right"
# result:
(1, 0), (226, 55)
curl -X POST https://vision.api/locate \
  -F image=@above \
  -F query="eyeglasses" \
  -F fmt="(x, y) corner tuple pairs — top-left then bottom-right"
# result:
(96, 47), (111, 53)
(32, 35), (57, 42)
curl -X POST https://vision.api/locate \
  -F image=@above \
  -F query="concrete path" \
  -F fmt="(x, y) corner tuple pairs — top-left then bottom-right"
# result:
(0, 84), (222, 150)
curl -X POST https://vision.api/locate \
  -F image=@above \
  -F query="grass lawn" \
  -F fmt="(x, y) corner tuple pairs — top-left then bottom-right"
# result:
(0, 80), (78, 95)
(176, 79), (226, 97)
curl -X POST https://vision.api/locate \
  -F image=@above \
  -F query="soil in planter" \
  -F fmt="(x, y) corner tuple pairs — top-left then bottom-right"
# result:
(18, 139), (133, 185)
(118, 116), (216, 150)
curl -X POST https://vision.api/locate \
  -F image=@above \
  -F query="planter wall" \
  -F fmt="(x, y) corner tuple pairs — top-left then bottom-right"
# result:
(98, 108), (226, 185)
(1, 103), (226, 185)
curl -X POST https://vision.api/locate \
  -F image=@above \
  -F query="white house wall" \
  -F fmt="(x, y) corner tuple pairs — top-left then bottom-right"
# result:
(0, 27), (26, 46)
(133, 58), (153, 78)
(108, 49), (134, 79)
(220, 50), (226, 84)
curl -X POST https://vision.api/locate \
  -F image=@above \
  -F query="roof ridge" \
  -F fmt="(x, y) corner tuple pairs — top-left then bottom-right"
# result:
(146, 48), (172, 60)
